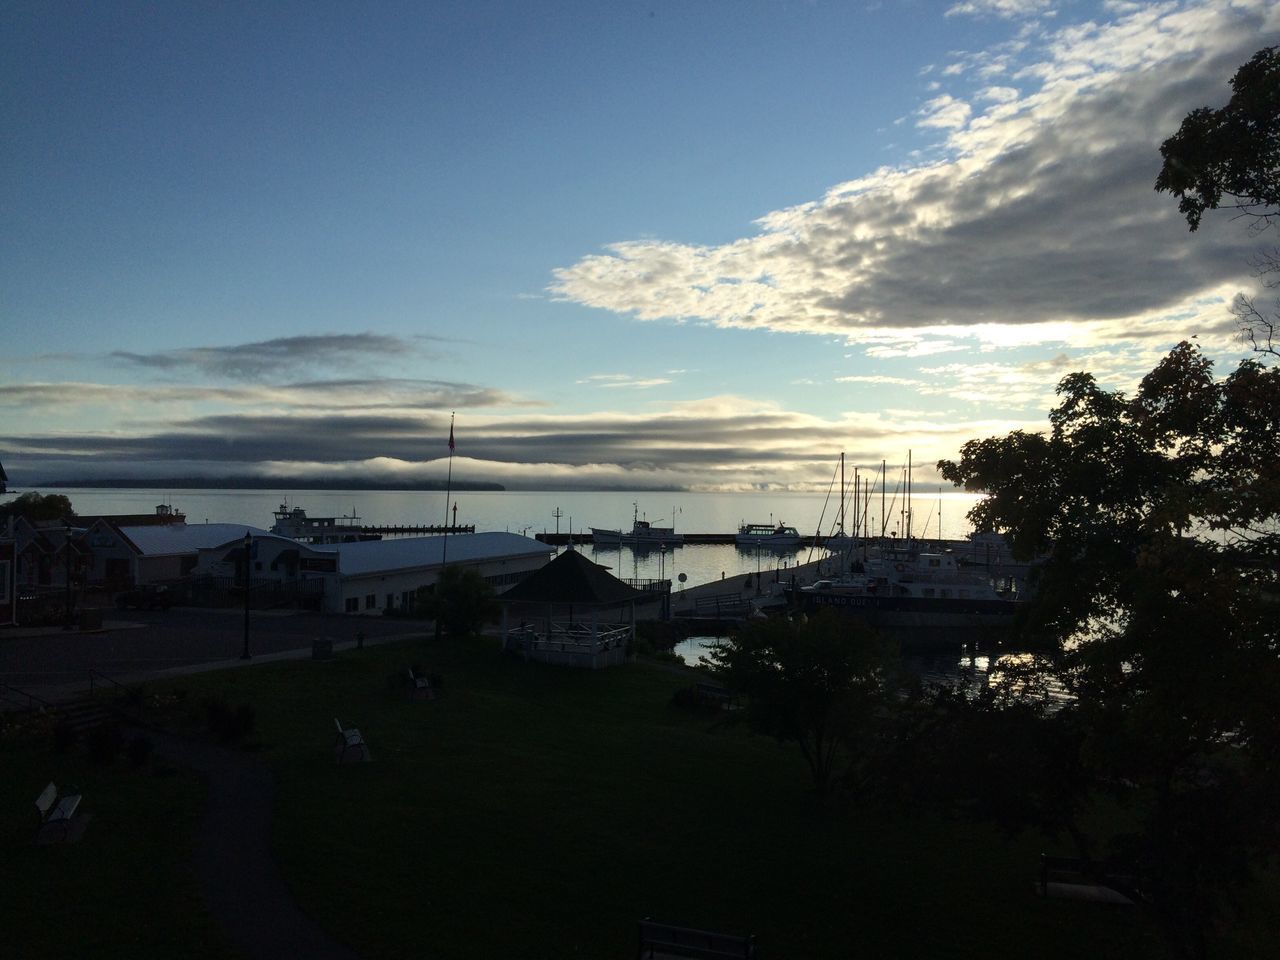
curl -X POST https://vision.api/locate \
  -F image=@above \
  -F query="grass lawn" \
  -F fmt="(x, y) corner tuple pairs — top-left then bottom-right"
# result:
(7, 634), (1271, 958)
(0, 717), (233, 959)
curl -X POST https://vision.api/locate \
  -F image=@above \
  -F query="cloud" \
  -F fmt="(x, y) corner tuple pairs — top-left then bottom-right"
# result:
(551, 1), (1277, 358)
(917, 94), (973, 130)
(0, 378), (528, 415)
(110, 333), (426, 381)
(947, 0), (1053, 19)
(836, 375), (924, 386)
(977, 85), (1021, 103)
(575, 374), (674, 389)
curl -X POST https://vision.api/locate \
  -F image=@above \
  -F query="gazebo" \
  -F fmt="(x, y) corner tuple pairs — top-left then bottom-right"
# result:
(498, 548), (646, 669)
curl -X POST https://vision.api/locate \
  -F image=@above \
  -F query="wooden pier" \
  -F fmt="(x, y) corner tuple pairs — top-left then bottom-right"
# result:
(365, 524), (475, 536)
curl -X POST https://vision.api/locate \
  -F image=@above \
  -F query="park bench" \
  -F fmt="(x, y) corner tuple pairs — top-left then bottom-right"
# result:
(408, 668), (435, 701)
(638, 918), (756, 959)
(1038, 854), (1143, 905)
(36, 782), (82, 842)
(334, 718), (368, 763)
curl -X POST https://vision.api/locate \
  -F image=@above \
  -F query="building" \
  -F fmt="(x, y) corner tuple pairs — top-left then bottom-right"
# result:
(0, 537), (14, 625)
(498, 548), (647, 669)
(85, 522), (271, 587)
(320, 533), (552, 615)
(192, 530), (552, 616)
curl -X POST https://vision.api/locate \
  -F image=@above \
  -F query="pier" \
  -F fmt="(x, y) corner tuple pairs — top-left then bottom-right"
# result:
(368, 524), (475, 536)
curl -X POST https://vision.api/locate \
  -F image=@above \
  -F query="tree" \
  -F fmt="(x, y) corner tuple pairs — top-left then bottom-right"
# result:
(704, 609), (896, 798)
(417, 565), (497, 639)
(0, 491), (75, 524)
(1158, 46), (1280, 358)
(938, 343), (1280, 959)
(1155, 46), (1279, 232)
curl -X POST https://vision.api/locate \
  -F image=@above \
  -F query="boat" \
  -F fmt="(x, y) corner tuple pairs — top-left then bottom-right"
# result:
(787, 544), (1020, 648)
(270, 502), (381, 544)
(590, 503), (683, 547)
(735, 521), (803, 548)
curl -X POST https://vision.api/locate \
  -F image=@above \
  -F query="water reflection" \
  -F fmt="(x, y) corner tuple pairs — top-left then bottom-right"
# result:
(673, 637), (1071, 706)
(673, 635), (723, 667)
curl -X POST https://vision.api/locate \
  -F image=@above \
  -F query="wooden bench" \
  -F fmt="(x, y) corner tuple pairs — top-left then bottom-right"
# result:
(638, 918), (755, 959)
(36, 782), (82, 842)
(1038, 854), (1142, 905)
(334, 717), (368, 763)
(408, 668), (435, 702)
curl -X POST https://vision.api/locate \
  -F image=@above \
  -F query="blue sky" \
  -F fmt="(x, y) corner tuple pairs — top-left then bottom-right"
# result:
(2, 1), (1276, 490)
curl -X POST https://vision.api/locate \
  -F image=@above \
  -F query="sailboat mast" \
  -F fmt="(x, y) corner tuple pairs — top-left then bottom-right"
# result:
(907, 449), (913, 542)
(880, 459), (887, 538)
(839, 453), (845, 534)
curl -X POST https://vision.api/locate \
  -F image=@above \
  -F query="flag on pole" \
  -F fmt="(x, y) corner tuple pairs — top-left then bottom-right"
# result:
(448, 418), (455, 452)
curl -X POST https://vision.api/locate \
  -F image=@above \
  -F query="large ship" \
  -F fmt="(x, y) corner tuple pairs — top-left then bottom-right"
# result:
(270, 502), (381, 544)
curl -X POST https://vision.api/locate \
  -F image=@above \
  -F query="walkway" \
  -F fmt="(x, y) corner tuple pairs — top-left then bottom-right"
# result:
(144, 728), (364, 960)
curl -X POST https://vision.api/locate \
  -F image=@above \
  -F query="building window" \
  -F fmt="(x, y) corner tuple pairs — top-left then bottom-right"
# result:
(345, 597), (358, 613)
(386, 593), (394, 610)
(365, 594), (376, 610)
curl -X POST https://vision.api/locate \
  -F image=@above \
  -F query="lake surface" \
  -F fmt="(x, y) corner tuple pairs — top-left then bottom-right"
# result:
(674, 636), (1071, 704)
(17, 486), (984, 590)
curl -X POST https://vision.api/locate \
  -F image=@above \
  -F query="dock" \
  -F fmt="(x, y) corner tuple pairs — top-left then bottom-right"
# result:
(366, 524), (475, 536)
(536, 532), (810, 546)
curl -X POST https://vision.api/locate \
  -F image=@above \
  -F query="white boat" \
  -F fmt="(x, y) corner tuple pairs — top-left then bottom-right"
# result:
(791, 544), (1020, 648)
(270, 501), (378, 544)
(590, 503), (683, 547)
(735, 521), (803, 547)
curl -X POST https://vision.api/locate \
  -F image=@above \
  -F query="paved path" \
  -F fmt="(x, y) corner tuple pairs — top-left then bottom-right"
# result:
(144, 728), (364, 960)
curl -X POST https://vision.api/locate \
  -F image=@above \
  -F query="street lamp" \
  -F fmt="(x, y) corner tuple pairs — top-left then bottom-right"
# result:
(63, 522), (74, 630)
(241, 531), (252, 659)
(755, 544), (762, 596)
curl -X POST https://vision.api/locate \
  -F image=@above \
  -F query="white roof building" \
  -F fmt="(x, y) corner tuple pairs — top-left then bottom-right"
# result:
(196, 530), (553, 616)
(324, 533), (552, 616)
(85, 521), (274, 585)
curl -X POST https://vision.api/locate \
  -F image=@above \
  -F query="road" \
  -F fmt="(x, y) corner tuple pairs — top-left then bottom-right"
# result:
(0, 608), (424, 701)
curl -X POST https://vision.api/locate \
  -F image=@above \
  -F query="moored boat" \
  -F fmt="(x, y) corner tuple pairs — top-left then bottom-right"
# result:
(735, 521), (803, 547)
(591, 503), (683, 546)
(789, 545), (1020, 648)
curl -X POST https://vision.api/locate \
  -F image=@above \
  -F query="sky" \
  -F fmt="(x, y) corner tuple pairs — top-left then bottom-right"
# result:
(2, 0), (1276, 492)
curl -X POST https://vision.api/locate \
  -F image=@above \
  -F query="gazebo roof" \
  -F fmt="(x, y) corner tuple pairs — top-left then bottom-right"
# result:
(500, 548), (645, 605)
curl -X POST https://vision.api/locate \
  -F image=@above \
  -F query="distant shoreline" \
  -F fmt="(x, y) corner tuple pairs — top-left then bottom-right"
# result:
(33, 477), (506, 492)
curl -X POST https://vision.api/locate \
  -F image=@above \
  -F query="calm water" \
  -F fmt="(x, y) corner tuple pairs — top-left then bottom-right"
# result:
(23, 486), (983, 590)
(673, 636), (1071, 704)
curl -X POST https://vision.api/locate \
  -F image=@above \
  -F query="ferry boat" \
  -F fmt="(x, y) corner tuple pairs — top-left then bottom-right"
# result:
(270, 502), (381, 544)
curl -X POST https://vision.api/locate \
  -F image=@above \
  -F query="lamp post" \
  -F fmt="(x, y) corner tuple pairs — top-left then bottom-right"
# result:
(241, 531), (252, 659)
(755, 544), (762, 596)
(63, 522), (74, 630)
